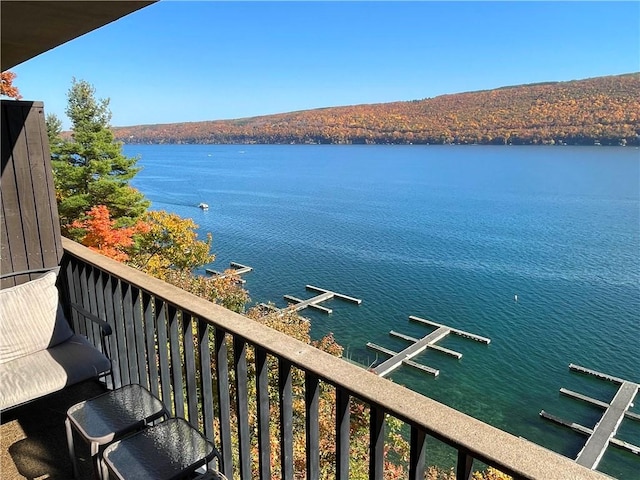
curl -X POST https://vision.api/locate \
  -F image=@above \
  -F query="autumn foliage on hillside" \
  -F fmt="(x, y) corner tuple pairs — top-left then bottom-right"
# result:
(113, 73), (640, 146)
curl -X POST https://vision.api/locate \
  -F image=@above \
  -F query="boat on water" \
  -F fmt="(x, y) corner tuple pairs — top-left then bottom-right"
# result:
(198, 202), (209, 210)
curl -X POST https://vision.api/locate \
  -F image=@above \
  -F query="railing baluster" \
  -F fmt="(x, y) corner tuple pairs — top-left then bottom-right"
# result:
(93, 270), (114, 389)
(85, 267), (100, 345)
(336, 388), (350, 480)
(78, 261), (90, 337)
(457, 450), (474, 480)
(132, 286), (148, 389)
(198, 319), (214, 440)
(112, 276), (129, 387)
(104, 274), (122, 389)
(155, 299), (172, 410)
(305, 373), (320, 480)
(255, 347), (271, 480)
(183, 312), (198, 424)
(169, 305), (185, 418)
(234, 337), (251, 480)
(143, 292), (160, 399)
(89, 267), (103, 355)
(279, 358), (294, 480)
(369, 405), (384, 480)
(63, 259), (81, 333)
(409, 426), (427, 480)
(215, 327), (233, 479)
(122, 281), (139, 384)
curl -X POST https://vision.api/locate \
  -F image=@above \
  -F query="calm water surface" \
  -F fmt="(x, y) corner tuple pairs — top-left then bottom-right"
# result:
(126, 144), (639, 478)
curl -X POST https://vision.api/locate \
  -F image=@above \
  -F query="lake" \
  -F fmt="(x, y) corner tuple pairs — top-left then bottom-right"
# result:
(125, 144), (639, 478)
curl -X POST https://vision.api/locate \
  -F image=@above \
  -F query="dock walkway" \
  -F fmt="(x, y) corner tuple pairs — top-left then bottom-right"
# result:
(575, 380), (638, 469)
(283, 285), (361, 314)
(373, 327), (450, 377)
(540, 364), (640, 470)
(205, 262), (253, 283)
(284, 292), (334, 313)
(367, 317), (489, 378)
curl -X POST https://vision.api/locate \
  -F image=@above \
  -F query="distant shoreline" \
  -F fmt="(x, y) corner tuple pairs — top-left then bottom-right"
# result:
(113, 73), (640, 148)
(118, 141), (635, 147)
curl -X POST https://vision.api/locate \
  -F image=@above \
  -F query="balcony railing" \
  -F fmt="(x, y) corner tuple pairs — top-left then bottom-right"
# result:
(58, 237), (606, 480)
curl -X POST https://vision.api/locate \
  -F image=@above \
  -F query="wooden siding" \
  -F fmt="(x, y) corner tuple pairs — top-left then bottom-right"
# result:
(1, 100), (62, 288)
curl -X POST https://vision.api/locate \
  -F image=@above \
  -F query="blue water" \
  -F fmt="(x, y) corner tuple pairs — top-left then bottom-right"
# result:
(125, 144), (640, 478)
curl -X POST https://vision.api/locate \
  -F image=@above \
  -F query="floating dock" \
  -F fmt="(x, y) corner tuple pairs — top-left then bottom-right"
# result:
(283, 285), (361, 315)
(389, 330), (462, 358)
(409, 316), (491, 343)
(366, 342), (439, 376)
(576, 380), (638, 468)
(206, 262), (253, 283)
(539, 410), (640, 455)
(540, 364), (640, 470)
(229, 262), (253, 275)
(367, 316), (489, 378)
(559, 388), (640, 421)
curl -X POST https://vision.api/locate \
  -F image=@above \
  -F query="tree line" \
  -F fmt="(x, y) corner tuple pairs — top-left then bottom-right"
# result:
(113, 73), (640, 146)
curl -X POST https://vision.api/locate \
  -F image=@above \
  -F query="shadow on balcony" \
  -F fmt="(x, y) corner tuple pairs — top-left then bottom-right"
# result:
(1, 380), (106, 480)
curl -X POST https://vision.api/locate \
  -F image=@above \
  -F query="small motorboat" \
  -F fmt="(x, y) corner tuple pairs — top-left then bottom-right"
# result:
(198, 203), (209, 210)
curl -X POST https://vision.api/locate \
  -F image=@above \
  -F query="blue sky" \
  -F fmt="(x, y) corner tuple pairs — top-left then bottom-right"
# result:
(10, 1), (640, 129)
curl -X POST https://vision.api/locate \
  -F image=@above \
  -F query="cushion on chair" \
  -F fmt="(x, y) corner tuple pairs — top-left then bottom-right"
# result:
(0, 271), (74, 364)
(0, 334), (111, 410)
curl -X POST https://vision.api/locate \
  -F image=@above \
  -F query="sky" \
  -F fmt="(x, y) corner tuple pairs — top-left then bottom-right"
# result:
(9, 1), (640, 129)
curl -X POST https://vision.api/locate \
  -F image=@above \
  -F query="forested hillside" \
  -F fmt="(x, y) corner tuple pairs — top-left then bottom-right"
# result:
(114, 73), (640, 146)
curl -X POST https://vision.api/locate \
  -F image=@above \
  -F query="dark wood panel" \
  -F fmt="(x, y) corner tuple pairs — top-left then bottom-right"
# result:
(25, 103), (62, 269)
(0, 200), (15, 288)
(1, 100), (62, 288)
(1, 101), (29, 286)
(24, 103), (47, 270)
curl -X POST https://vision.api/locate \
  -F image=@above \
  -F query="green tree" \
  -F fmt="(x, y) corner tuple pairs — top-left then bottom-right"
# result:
(51, 79), (149, 234)
(45, 112), (63, 147)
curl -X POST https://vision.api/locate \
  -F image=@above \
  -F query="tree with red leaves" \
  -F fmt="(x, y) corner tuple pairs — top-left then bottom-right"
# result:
(70, 205), (148, 262)
(1, 71), (22, 99)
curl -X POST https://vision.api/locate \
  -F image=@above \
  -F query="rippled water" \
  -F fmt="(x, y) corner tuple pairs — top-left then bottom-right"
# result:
(127, 144), (639, 478)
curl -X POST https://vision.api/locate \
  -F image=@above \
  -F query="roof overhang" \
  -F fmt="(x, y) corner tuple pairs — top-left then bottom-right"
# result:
(1, 1), (156, 71)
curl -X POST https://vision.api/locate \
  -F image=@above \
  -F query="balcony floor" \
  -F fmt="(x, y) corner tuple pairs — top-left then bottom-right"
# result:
(1, 380), (107, 480)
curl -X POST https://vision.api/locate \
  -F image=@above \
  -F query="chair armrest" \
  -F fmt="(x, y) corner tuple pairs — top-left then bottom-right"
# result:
(69, 303), (113, 336)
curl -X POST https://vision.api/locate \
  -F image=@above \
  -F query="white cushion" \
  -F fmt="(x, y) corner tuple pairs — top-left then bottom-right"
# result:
(0, 272), (73, 364)
(0, 334), (111, 410)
